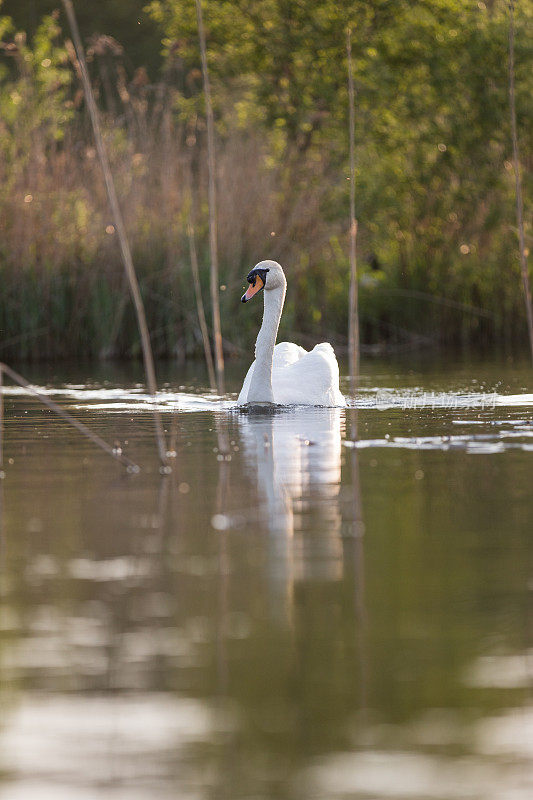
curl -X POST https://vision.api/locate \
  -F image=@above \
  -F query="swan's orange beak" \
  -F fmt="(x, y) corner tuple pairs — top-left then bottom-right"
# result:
(241, 274), (264, 303)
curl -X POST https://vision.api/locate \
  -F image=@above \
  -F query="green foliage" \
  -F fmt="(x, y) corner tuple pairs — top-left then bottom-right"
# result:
(0, 0), (531, 360)
(0, 12), (73, 147)
(1, 0), (163, 78)
(146, 0), (532, 350)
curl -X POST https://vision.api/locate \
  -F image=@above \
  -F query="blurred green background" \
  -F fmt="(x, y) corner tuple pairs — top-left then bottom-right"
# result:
(0, 0), (531, 361)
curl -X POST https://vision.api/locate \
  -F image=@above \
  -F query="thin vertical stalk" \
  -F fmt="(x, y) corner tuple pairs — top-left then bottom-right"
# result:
(62, 0), (168, 465)
(0, 362), (139, 470)
(509, 0), (533, 363)
(0, 456), (3, 571)
(0, 365), (3, 470)
(187, 215), (217, 391)
(347, 29), (360, 392)
(195, 0), (225, 394)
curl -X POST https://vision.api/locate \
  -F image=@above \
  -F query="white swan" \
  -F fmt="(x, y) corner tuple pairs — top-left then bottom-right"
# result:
(237, 260), (345, 406)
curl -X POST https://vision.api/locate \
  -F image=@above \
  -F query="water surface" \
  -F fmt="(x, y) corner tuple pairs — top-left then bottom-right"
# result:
(0, 355), (532, 799)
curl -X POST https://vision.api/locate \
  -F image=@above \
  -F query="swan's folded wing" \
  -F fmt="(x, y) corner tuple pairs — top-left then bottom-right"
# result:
(273, 343), (346, 406)
(273, 341), (308, 369)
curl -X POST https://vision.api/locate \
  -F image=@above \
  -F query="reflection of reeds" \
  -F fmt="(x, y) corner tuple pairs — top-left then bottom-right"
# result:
(343, 408), (367, 714)
(0, 367), (3, 470)
(0, 362), (139, 470)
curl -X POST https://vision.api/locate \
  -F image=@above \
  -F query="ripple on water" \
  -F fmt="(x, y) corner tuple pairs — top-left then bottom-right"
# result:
(2, 384), (234, 413)
(3, 383), (533, 413)
(3, 384), (532, 452)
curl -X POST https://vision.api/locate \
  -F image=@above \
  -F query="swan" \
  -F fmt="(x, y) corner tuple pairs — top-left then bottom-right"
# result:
(237, 260), (345, 406)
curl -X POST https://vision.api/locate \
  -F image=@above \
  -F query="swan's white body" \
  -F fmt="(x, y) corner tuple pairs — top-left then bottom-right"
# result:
(238, 341), (345, 406)
(237, 261), (345, 407)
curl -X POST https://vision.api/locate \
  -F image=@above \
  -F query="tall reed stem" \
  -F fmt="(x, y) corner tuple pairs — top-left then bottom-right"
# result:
(347, 29), (360, 392)
(187, 214), (217, 391)
(0, 366), (3, 470)
(195, 0), (225, 394)
(62, 0), (168, 464)
(508, 0), (533, 363)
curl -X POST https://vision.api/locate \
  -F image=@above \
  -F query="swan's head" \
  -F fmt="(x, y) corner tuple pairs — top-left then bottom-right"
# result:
(241, 260), (286, 303)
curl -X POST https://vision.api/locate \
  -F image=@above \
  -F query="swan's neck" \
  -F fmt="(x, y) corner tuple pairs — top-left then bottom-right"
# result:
(247, 285), (286, 403)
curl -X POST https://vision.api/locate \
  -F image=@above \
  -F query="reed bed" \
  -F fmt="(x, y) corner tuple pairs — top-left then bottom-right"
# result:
(0, 17), (530, 361)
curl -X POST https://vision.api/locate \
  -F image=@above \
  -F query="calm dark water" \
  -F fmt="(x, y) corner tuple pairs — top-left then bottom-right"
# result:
(0, 356), (532, 799)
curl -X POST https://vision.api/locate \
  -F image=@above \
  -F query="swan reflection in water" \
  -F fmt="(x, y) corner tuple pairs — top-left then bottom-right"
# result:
(238, 407), (345, 614)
